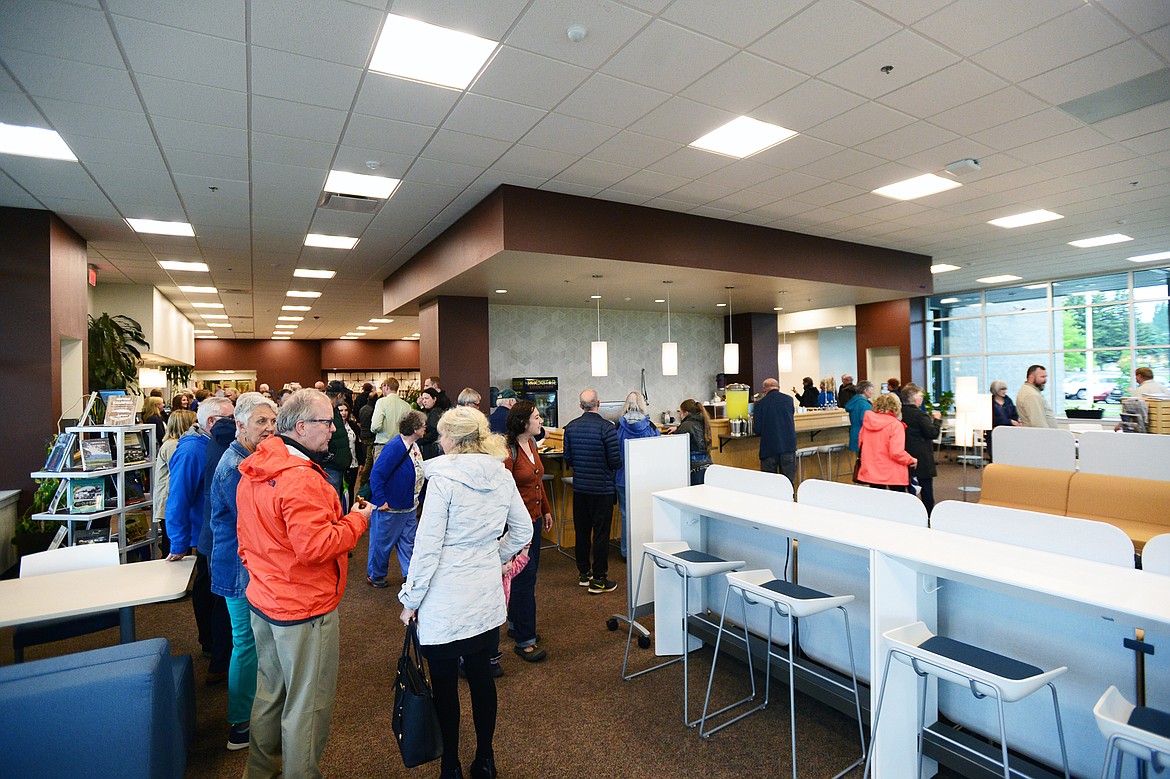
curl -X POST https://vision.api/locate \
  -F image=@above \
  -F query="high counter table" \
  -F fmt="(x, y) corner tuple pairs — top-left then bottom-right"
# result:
(650, 484), (1170, 778)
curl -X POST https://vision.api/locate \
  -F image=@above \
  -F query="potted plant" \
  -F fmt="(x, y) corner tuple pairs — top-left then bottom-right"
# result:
(923, 390), (954, 416)
(1065, 406), (1105, 419)
(13, 475), (66, 558)
(88, 313), (150, 394)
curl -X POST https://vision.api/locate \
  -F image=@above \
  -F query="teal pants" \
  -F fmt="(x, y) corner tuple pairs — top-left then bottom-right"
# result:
(225, 596), (256, 726)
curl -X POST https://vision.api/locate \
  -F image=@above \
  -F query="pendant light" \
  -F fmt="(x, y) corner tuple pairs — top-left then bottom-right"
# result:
(591, 274), (608, 377)
(723, 286), (739, 375)
(661, 281), (678, 376)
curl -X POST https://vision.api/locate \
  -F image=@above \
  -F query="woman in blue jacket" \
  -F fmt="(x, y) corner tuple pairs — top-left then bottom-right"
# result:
(367, 410), (427, 587)
(846, 380), (876, 453)
(615, 392), (659, 559)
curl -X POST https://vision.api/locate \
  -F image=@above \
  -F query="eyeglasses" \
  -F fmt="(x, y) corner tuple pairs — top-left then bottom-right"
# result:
(304, 418), (335, 427)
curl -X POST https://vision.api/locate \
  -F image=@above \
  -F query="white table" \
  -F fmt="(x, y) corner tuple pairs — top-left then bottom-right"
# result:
(651, 484), (1170, 777)
(0, 558), (195, 644)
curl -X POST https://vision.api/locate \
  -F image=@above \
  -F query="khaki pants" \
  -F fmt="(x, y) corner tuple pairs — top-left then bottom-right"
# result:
(247, 610), (340, 779)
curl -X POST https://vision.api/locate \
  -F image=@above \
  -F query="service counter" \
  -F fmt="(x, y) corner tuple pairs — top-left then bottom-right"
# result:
(707, 409), (849, 472)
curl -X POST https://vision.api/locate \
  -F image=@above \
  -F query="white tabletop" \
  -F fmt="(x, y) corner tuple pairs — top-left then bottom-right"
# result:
(0, 557), (195, 628)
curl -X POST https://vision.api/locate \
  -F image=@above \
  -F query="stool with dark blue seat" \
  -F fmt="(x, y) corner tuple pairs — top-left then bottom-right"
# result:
(699, 568), (865, 779)
(1093, 685), (1170, 778)
(622, 541), (745, 727)
(864, 621), (1070, 779)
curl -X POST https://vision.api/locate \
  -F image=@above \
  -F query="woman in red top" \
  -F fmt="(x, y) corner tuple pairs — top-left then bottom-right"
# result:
(858, 393), (917, 490)
(504, 400), (553, 662)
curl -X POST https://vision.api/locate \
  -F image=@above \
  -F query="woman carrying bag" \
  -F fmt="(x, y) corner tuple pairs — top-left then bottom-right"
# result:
(668, 399), (713, 485)
(857, 392), (917, 491)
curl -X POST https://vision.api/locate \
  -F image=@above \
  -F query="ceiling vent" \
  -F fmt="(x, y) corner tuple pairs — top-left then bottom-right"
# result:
(317, 191), (382, 213)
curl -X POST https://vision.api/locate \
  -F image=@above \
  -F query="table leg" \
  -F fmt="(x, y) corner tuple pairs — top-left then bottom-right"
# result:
(119, 606), (136, 642)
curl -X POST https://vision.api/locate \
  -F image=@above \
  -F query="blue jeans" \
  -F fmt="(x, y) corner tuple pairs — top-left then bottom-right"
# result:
(225, 596), (257, 726)
(616, 482), (628, 558)
(367, 508), (417, 581)
(506, 521), (542, 647)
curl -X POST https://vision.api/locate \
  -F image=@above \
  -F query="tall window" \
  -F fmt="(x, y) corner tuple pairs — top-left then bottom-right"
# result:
(926, 269), (1170, 418)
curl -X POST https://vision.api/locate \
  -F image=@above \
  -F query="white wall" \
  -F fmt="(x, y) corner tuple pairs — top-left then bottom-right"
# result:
(818, 326), (857, 382)
(785, 331), (821, 393)
(90, 284), (194, 365)
(488, 304), (723, 425)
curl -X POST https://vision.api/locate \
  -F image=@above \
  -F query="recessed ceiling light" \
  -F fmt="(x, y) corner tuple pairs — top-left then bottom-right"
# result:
(411, 333), (421, 337)
(773, 307), (783, 311)
(293, 268), (336, 279)
(287, 290), (322, 298)
(283, 305), (311, 312)
(873, 174), (961, 201)
(304, 234), (358, 250)
(202, 314), (228, 319)
(0, 122), (77, 160)
(192, 302), (224, 309)
(939, 297), (960, 304)
(272, 336), (290, 340)
(590, 294), (601, 299)
(370, 318), (393, 323)
(274, 324), (297, 330)
(1128, 250), (1170, 263)
(207, 322), (233, 328)
(369, 14), (499, 91)
(179, 285), (218, 294)
(689, 116), (798, 159)
(356, 326), (378, 330)
(126, 218), (195, 236)
(340, 336), (358, 340)
(196, 335), (218, 339)
(1025, 284), (1048, 290)
(278, 316), (304, 321)
(1069, 233), (1133, 248)
(930, 264), (961, 274)
(345, 332), (366, 337)
(976, 274), (1022, 284)
(158, 260), (209, 272)
(495, 289), (507, 294)
(193, 329), (214, 335)
(323, 170), (400, 200)
(654, 299), (666, 303)
(988, 209), (1064, 228)
(716, 302), (726, 307)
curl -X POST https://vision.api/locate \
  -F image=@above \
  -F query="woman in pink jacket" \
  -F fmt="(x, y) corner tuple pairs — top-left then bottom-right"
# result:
(857, 393), (917, 490)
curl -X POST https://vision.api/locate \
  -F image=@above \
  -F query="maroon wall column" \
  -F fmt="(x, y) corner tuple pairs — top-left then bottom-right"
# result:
(908, 297), (927, 387)
(855, 299), (913, 385)
(419, 296), (489, 403)
(724, 312), (779, 393)
(0, 207), (87, 509)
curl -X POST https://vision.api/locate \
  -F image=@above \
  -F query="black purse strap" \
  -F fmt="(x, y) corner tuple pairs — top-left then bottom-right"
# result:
(401, 620), (429, 679)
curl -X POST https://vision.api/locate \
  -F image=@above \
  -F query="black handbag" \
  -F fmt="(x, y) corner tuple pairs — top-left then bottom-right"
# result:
(392, 621), (443, 768)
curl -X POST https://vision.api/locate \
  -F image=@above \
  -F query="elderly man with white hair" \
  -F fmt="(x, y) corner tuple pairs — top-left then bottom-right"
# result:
(166, 394), (235, 683)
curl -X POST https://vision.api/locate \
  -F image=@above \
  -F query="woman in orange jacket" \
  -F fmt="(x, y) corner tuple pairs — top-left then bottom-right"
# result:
(857, 392), (917, 490)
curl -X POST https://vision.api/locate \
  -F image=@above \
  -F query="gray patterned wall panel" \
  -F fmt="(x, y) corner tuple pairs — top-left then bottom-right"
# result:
(489, 304), (726, 425)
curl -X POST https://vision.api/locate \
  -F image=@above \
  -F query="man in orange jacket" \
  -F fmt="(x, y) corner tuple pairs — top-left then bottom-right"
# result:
(236, 389), (372, 778)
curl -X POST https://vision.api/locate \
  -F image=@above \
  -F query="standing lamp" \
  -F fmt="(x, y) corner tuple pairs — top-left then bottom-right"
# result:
(953, 378), (991, 500)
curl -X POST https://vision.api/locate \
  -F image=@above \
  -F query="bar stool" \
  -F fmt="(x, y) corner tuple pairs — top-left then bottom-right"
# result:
(555, 475), (574, 559)
(816, 443), (849, 482)
(540, 473), (557, 550)
(622, 541), (745, 727)
(795, 447), (819, 485)
(1093, 685), (1170, 778)
(864, 621), (1070, 779)
(699, 569), (865, 779)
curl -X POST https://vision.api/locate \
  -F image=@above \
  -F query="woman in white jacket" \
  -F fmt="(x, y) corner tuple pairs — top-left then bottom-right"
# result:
(399, 406), (532, 779)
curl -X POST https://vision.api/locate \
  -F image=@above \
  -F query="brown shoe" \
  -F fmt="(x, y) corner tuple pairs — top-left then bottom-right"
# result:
(513, 645), (547, 663)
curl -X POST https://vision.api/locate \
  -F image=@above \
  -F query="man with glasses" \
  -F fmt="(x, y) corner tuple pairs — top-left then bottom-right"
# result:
(236, 389), (372, 776)
(167, 395), (235, 684)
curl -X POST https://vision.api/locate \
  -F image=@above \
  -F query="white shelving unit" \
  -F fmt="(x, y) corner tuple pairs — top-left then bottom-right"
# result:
(30, 424), (158, 562)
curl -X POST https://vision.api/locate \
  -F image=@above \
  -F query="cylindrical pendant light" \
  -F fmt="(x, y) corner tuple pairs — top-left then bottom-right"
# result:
(591, 275), (608, 377)
(662, 281), (677, 376)
(723, 286), (739, 374)
(777, 343), (793, 373)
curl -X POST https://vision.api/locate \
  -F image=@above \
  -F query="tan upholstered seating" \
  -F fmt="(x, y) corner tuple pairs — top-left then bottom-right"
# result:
(1066, 472), (1170, 553)
(979, 464), (1072, 515)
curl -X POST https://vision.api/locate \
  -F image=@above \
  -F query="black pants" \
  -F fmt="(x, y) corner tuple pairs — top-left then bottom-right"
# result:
(574, 491), (614, 580)
(193, 552), (232, 673)
(760, 452), (797, 483)
(428, 647), (496, 772)
(507, 521), (542, 644)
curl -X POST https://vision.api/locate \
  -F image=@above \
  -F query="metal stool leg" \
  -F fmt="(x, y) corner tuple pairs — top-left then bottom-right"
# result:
(700, 585), (770, 737)
(556, 477), (573, 559)
(862, 650), (899, 779)
(622, 552), (682, 682)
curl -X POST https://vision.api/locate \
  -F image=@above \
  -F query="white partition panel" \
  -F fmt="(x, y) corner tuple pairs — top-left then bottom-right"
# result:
(932, 500), (1137, 778)
(1142, 534), (1170, 575)
(1142, 538), (1170, 712)
(1077, 430), (1170, 481)
(626, 435), (689, 621)
(705, 464), (793, 501)
(990, 425), (1076, 470)
(797, 480), (928, 682)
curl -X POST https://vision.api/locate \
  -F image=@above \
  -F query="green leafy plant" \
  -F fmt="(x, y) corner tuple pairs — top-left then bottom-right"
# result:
(88, 313), (149, 392)
(923, 390), (955, 414)
(164, 364), (194, 387)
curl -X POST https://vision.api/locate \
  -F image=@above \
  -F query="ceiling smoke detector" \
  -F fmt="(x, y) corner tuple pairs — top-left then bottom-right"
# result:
(944, 158), (981, 177)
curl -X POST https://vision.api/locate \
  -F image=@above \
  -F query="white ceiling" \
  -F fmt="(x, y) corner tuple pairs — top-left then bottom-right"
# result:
(1, 0), (1168, 341)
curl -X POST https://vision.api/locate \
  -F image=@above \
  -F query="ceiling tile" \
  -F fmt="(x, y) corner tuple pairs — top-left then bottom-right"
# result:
(971, 107), (1083, 151)
(747, 170), (829, 199)
(914, 0), (1081, 57)
(753, 79), (866, 132)
(106, 0), (245, 40)
(442, 94), (545, 143)
(971, 5), (1131, 83)
(601, 20), (737, 94)
(1020, 40), (1164, 105)
(37, 98), (155, 144)
(89, 164), (181, 208)
(3, 50), (139, 110)
(505, 0), (652, 70)
(471, 46), (590, 110)
(519, 112), (618, 156)
(856, 120), (958, 159)
(806, 101), (915, 147)
(1006, 126), (1113, 165)
(628, 97), (736, 146)
(1145, 24), (1170, 61)
(390, 0), (529, 40)
(750, 0), (901, 76)
(646, 146), (733, 179)
(253, 132), (337, 170)
(820, 30), (960, 99)
(792, 180), (868, 207)
(67, 136), (166, 171)
(405, 157), (487, 189)
(558, 73), (670, 129)
(663, 0), (813, 47)
(1120, 127), (1170, 156)
(929, 87), (1049, 135)
(0, 1), (123, 68)
(859, 0), (952, 25)
(354, 74), (460, 126)
(605, 168), (690, 198)
(878, 61), (1007, 118)
(492, 145), (577, 178)
(153, 116), (248, 158)
(422, 130), (511, 168)
(250, 47), (362, 111)
(702, 159), (787, 189)
(680, 52), (806, 114)
(797, 147), (885, 180)
(751, 133), (840, 169)
(249, 0), (381, 67)
(660, 179), (736, 206)
(112, 16), (246, 90)
(1095, 0), (1170, 35)
(1089, 98), (1170, 142)
(253, 96), (347, 143)
(554, 158), (639, 189)
(136, 74), (248, 129)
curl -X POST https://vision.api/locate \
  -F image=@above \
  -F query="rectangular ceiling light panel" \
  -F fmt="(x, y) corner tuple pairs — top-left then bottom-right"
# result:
(976, 274), (1022, 284)
(1069, 234), (1133, 248)
(988, 210), (1063, 228)
(179, 285), (218, 294)
(283, 305), (311, 311)
(1129, 251), (1170, 263)
(158, 260), (209, 272)
(930, 264), (961, 274)
(287, 290), (321, 298)
(293, 268), (336, 279)
(191, 302), (223, 308)
(873, 174), (961, 201)
(305, 234), (358, 249)
(0, 122), (77, 160)
(126, 218), (195, 236)
(370, 14), (498, 90)
(689, 116), (798, 159)
(323, 170), (400, 200)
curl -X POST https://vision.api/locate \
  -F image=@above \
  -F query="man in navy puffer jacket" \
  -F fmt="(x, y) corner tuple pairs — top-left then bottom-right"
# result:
(563, 389), (621, 594)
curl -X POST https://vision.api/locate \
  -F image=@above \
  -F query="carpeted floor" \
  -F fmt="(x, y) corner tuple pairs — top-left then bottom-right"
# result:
(3, 457), (985, 778)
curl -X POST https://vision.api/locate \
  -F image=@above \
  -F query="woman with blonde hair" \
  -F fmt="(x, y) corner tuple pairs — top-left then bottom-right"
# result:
(615, 391), (659, 557)
(857, 393), (917, 490)
(155, 409), (196, 555)
(142, 395), (166, 445)
(398, 406), (532, 779)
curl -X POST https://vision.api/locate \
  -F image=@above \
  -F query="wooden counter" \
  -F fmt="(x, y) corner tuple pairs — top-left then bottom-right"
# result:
(710, 410), (850, 477)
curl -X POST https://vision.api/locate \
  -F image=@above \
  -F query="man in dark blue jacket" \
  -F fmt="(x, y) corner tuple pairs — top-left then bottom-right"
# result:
(754, 378), (797, 482)
(563, 388), (621, 593)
